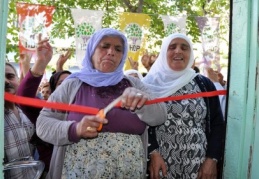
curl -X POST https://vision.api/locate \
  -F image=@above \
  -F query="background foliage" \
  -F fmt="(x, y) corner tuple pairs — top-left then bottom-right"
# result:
(6, 0), (230, 68)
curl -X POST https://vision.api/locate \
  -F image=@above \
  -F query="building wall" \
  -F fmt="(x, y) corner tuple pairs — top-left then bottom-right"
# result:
(0, 0), (8, 178)
(223, 0), (259, 178)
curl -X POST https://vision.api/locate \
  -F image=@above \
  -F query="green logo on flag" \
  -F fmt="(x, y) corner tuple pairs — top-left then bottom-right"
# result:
(76, 22), (95, 50)
(76, 22), (95, 37)
(165, 23), (181, 36)
(125, 23), (143, 52)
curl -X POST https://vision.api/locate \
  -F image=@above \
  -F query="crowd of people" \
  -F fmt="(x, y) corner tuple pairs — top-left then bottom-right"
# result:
(4, 28), (226, 179)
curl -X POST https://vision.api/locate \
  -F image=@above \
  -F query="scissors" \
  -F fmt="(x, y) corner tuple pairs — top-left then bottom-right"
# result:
(96, 95), (122, 131)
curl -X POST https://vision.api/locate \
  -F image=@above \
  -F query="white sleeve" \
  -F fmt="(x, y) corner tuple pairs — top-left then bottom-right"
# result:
(213, 82), (226, 119)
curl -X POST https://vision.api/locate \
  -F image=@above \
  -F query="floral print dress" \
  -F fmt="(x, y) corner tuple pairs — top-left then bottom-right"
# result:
(156, 79), (207, 179)
(62, 133), (144, 179)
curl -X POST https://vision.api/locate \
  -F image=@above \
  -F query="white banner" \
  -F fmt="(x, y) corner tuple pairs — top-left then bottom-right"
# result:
(71, 9), (104, 67)
(195, 17), (220, 72)
(160, 15), (186, 36)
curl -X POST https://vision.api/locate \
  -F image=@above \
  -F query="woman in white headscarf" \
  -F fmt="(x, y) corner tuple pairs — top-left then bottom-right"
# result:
(142, 33), (225, 179)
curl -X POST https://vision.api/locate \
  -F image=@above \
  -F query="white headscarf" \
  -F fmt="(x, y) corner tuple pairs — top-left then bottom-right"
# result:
(124, 69), (143, 80)
(142, 33), (197, 97)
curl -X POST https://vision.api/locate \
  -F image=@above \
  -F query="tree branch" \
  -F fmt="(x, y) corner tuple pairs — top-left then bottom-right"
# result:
(122, 0), (137, 12)
(137, 0), (143, 13)
(202, 1), (208, 15)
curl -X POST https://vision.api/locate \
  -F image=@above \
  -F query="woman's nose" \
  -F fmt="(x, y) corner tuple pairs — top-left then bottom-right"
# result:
(107, 47), (115, 55)
(175, 47), (182, 53)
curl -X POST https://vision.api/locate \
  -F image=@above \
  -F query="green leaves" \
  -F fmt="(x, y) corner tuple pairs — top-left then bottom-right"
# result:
(6, 0), (229, 61)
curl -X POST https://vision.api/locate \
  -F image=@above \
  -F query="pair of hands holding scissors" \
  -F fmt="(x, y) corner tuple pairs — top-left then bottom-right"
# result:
(76, 87), (148, 139)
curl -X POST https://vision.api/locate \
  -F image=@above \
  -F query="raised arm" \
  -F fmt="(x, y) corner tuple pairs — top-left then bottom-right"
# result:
(17, 33), (53, 124)
(19, 52), (32, 82)
(56, 49), (72, 72)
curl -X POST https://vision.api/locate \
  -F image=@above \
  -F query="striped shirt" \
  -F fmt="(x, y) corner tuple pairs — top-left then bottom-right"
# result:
(4, 106), (36, 179)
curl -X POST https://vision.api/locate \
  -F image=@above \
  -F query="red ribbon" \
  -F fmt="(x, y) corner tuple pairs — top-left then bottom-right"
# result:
(4, 90), (227, 115)
(4, 92), (99, 115)
(145, 90), (227, 105)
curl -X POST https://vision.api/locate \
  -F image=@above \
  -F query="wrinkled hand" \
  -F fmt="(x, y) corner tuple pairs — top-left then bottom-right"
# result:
(120, 87), (148, 111)
(218, 72), (226, 87)
(19, 52), (32, 67)
(149, 151), (167, 179)
(19, 52), (32, 77)
(206, 67), (219, 83)
(36, 33), (53, 63)
(56, 49), (72, 72)
(76, 115), (108, 139)
(197, 158), (217, 179)
(128, 57), (139, 70)
(31, 34), (53, 76)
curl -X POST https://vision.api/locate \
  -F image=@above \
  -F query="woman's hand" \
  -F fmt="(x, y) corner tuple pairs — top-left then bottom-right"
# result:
(205, 67), (219, 83)
(19, 52), (32, 81)
(197, 158), (217, 179)
(56, 49), (72, 72)
(76, 115), (108, 138)
(128, 57), (139, 70)
(149, 151), (167, 179)
(31, 33), (53, 76)
(121, 87), (148, 111)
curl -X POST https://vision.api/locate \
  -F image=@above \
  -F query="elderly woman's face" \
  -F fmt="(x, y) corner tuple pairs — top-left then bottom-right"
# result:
(167, 38), (191, 71)
(92, 36), (124, 73)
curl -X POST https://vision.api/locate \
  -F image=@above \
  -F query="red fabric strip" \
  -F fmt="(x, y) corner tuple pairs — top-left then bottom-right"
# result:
(4, 92), (99, 115)
(4, 90), (227, 115)
(145, 90), (227, 105)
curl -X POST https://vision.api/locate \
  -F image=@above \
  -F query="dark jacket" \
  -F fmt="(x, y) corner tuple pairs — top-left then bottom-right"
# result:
(195, 74), (225, 160)
(148, 74), (225, 160)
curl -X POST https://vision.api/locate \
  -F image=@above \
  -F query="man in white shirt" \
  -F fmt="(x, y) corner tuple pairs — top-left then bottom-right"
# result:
(205, 67), (227, 119)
